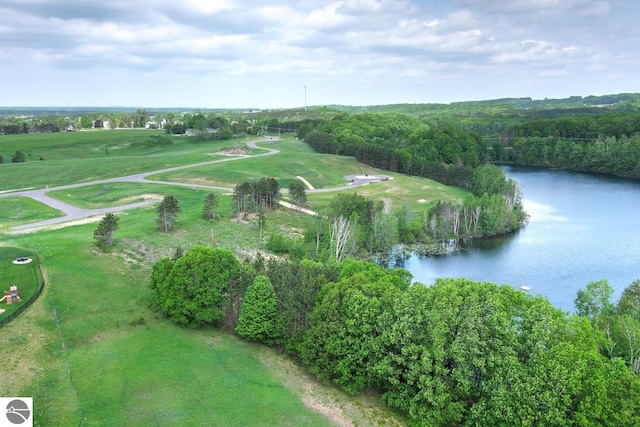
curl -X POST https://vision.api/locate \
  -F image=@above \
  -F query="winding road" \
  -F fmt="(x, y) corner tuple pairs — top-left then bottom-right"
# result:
(1, 138), (389, 231)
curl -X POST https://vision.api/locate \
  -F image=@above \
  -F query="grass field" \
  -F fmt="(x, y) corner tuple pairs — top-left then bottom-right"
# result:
(0, 129), (243, 191)
(0, 129), (469, 425)
(0, 247), (41, 319)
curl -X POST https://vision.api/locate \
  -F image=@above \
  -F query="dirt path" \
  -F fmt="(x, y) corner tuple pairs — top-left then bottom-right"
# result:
(296, 175), (315, 190)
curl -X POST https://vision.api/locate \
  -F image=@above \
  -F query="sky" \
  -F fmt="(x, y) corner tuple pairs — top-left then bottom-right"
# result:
(1, 0), (639, 109)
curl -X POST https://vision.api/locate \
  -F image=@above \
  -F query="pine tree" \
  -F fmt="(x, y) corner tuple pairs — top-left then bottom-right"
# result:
(236, 275), (280, 344)
(202, 193), (219, 221)
(93, 212), (120, 249)
(157, 195), (181, 232)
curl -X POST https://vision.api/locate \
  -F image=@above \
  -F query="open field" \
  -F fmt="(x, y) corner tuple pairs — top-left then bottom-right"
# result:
(149, 138), (371, 190)
(0, 129), (247, 191)
(0, 230), (404, 425)
(0, 197), (64, 230)
(0, 130), (427, 425)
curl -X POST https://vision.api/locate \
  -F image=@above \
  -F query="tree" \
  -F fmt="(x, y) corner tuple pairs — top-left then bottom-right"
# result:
(236, 275), (280, 344)
(297, 123), (313, 140)
(330, 215), (355, 262)
(134, 109), (148, 128)
(11, 150), (25, 163)
(575, 279), (615, 323)
(300, 268), (405, 395)
(257, 202), (266, 243)
(79, 115), (93, 129)
(202, 193), (219, 221)
(234, 181), (254, 213)
(151, 246), (240, 328)
(614, 279), (640, 374)
(93, 212), (120, 249)
(617, 279), (640, 315)
(288, 181), (307, 209)
(157, 195), (180, 232)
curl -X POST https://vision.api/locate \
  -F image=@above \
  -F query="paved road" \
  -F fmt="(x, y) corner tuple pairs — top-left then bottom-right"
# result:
(1, 138), (387, 231)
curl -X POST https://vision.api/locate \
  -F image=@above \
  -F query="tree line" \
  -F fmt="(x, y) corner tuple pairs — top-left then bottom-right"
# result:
(300, 113), (487, 188)
(147, 246), (640, 426)
(491, 134), (640, 179)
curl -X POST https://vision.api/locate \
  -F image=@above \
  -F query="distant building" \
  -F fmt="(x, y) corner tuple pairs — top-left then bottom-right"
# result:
(94, 119), (104, 128)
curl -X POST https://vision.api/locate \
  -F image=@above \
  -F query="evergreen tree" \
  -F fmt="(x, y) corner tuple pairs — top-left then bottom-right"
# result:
(288, 181), (307, 209)
(11, 150), (25, 163)
(157, 195), (180, 232)
(202, 193), (219, 221)
(236, 275), (280, 343)
(93, 212), (120, 249)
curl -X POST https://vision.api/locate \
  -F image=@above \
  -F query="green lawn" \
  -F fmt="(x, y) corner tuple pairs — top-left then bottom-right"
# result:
(149, 138), (370, 189)
(0, 130), (238, 191)
(0, 223), (402, 425)
(47, 183), (168, 209)
(0, 197), (64, 231)
(0, 247), (42, 319)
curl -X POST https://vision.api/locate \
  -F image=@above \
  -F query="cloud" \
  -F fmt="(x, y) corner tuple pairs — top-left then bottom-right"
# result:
(454, 0), (611, 17)
(0, 0), (638, 107)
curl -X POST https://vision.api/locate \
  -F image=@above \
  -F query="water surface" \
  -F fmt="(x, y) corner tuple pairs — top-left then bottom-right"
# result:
(403, 166), (640, 313)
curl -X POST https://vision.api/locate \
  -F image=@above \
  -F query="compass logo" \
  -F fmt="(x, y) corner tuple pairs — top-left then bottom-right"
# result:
(0, 398), (32, 427)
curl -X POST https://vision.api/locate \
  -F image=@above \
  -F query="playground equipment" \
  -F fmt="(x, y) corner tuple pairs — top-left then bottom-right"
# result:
(2, 286), (20, 305)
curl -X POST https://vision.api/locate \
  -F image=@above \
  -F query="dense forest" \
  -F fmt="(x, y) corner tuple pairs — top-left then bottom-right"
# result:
(287, 95), (640, 184)
(149, 246), (640, 426)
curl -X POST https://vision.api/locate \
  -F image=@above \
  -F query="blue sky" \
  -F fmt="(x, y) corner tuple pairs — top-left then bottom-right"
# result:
(1, 0), (638, 108)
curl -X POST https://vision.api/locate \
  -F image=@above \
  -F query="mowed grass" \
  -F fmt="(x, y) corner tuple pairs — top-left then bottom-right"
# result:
(0, 130), (241, 191)
(0, 197), (64, 231)
(71, 326), (333, 426)
(47, 183), (167, 209)
(0, 247), (42, 318)
(149, 138), (369, 189)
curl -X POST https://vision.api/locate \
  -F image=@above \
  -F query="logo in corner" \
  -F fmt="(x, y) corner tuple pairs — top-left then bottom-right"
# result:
(2, 398), (32, 426)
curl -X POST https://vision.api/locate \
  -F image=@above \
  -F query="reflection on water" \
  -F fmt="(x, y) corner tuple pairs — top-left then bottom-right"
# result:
(402, 166), (640, 313)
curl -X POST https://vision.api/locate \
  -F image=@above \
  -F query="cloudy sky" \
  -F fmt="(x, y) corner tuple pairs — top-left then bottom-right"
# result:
(1, 0), (639, 108)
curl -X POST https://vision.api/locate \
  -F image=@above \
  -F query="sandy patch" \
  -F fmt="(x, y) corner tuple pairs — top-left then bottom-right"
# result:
(302, 382), (353, 427)
(217, 148), (248, 156)
(119, 193), (164, 203)
(253, 345), (404, 427)
(418, 199), (428, 203)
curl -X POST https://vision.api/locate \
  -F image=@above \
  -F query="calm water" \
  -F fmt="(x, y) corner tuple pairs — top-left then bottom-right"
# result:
(403, 166), (640, 313)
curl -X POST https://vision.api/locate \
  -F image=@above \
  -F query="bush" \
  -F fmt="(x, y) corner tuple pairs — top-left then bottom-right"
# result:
(267, 233), (292, 254)
(11, 150), (25, 163)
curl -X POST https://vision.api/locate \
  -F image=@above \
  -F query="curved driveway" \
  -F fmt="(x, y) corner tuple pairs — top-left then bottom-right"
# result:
(1, 137), (387, 231)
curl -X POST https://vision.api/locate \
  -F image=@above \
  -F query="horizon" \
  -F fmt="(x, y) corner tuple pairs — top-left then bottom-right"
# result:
(2, 91), (638, 112)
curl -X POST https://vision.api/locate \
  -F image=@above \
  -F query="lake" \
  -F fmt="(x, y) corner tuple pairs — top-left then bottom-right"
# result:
(402, 166), (640, 313)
